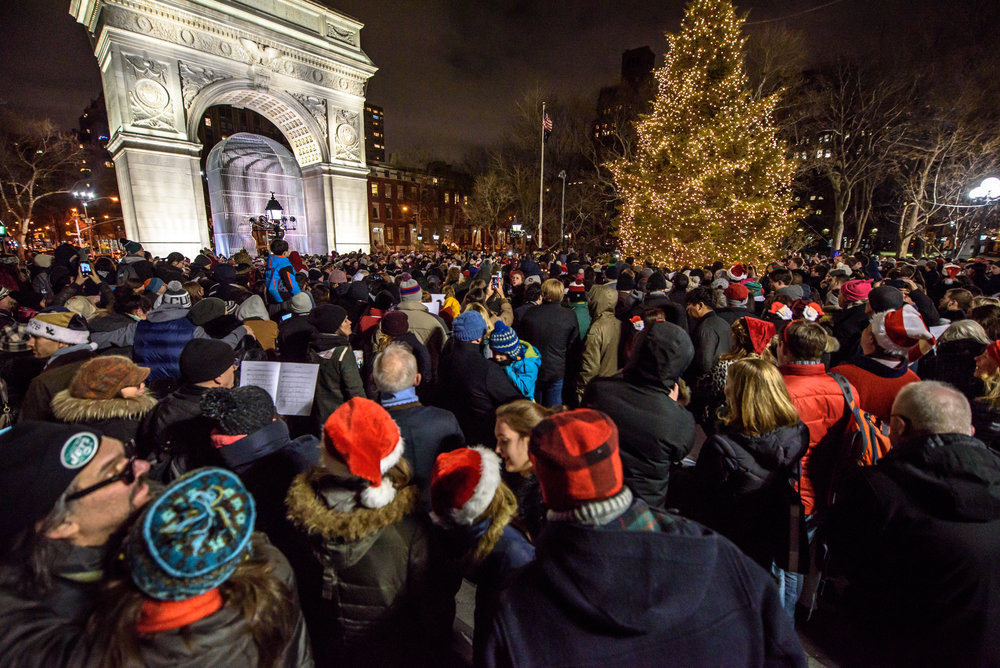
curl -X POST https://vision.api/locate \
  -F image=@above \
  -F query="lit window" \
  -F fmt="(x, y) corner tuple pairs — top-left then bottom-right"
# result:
(444, 193), (450, 204)
(816, 150), (823, 159)
(816, 210), (822, 215)
(371, 183), (378, 196)
(204, 117), (212, 127)
(824, 150), (831, 158)
(463, 196), (468, 205)
(104, 161), (114, 168)
(809, 195), (816, 201)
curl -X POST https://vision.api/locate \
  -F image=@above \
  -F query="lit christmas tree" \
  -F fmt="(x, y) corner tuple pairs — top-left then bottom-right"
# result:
(610, 0), (803, 267)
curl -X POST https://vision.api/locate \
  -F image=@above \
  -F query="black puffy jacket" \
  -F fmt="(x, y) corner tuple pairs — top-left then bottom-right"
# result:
(582, 321), (696, 509)
(692, 423), (809, 571)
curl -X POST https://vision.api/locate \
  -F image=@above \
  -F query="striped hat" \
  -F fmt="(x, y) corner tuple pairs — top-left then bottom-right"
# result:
(529, 409), (623, 512)
(871, 304), (934, 356)
(399, 278), (421, 301)
(489, 320), (522, 359)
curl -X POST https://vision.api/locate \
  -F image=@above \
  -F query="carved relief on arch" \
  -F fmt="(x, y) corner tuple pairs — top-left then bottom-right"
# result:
(123, 55), (176, 131)
(179, 62), (229, 109)
(332, 108), (361, 163)
(292, 93), (329, 142)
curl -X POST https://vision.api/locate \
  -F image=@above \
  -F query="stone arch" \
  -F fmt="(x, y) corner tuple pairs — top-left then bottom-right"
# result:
(187, 81), (329, 167)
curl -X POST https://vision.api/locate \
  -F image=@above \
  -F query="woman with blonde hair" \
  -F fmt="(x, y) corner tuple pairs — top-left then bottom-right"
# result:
(705, 317), (777, 427)
(691, 357), (809, 619)
(494, 399), (553, 540)
(429, 447), (534, 665)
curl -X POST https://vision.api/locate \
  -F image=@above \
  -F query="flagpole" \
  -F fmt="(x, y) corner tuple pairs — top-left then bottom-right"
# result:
(538, 101), (545, 250)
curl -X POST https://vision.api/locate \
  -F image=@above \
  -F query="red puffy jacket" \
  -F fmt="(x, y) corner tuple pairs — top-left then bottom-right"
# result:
(780, 363), (855, 516)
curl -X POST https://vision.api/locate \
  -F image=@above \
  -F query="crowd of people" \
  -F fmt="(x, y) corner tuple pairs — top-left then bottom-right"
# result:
(0, 237), (999, 666)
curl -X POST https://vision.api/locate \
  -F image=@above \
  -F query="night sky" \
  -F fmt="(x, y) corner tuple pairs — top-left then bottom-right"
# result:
(0, 0), (991, 163)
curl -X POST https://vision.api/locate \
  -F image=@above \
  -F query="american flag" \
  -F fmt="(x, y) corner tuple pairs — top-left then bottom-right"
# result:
(543, 112), (553, 141)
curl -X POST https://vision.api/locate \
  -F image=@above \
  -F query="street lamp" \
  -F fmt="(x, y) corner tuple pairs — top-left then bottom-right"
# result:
(557, 170), (567, 252)
(969, 177), (1000, 202)
(511, 221), (523, 253)
(249, 192), (297, 246)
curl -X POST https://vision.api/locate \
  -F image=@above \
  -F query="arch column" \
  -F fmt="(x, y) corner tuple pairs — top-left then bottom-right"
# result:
(302, 162), (370, 254)
(108, 133), (211, 259)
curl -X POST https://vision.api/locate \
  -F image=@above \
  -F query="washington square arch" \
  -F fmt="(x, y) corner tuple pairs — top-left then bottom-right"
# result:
(69, 0), (377, 258)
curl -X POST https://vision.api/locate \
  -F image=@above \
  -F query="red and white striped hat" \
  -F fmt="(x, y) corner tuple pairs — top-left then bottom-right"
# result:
(870, 304), (934, 355)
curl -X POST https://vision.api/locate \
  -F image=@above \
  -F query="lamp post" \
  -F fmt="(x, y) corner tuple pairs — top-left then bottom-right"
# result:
(557, 170), (567, 252)
(249, 192), (297, 253)
(511, 221), (522, 253)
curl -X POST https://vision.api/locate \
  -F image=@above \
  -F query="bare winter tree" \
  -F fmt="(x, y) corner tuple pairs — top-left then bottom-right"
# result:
(0, 111), (83, 257)
(792, 63), (911, 253)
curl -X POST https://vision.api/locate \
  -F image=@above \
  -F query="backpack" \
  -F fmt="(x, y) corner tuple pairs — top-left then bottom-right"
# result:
(828, 372), (892, 465)
(116, 260), (138, 285)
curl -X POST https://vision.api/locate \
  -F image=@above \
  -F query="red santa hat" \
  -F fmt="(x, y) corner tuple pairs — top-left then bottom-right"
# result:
(870, 304), (935, 356)
(323, 398), (405, 509)
(942, 263), (962, 280)
(793, 300), (824, 322)
(429, 447), (502, 526)
(743, 317), (776, 354)
(768, 301), (793, 321)
(727, 263), (748, 282)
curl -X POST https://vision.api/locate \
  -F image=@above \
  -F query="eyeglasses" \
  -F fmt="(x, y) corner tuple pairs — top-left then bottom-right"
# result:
(66, 441), (139, 502)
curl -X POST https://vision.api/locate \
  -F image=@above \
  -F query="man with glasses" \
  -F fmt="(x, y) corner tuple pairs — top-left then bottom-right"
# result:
(0, 421), (151, 660)
(137, 338), (237, 481)
(826, 381), (1000, 666)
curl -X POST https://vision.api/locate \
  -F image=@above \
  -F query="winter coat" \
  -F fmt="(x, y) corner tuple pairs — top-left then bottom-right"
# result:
(830, 303), (868, 366)
(502, 470), (546, 542)
(518, 301), (580, 384)
(692, 423), (810, 571)
(50, 389), (158, 442)
(308, 332), (365, 430)
(19, 344), (98, 422)
(972, 400), (1000, 454)
(212, 419), (319, 540)
(283, 470), (451, 667)
(87, 312), (138, 357)
(569, 300), (591, 339)
(265, 254), (300, 304)
(483, 499), (806, 668)
(687, 310), (732, 381)
(578, 285), (620, 396)
(498, 341), (541, 400)
(916, 338), (985, 403)
(134, 304), (197, 382)
(136, 384), (223, 481)
(384, 400), (465, 508)
(779, 363), (855, 516)
(436, 339), (522, 448)
(238, 295), (278, 351)
(825, 433), (1000, 667)
(0, 541), (314, 668)
(716, 305), (753, 325)
(830, 356), (921, 421)
(582, 322), (697, 509)
(435, 518), (535, 667)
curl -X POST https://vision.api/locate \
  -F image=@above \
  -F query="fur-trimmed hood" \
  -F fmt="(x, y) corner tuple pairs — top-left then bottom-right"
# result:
(286, 467), (419, 544)
(51, 389), (158, 423)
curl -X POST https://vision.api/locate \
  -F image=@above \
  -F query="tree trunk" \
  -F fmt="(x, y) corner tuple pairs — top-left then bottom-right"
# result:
(896, 206), (919, 257)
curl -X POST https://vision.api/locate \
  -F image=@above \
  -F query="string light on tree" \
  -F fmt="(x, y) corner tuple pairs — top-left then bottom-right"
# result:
(609, 0), (804, 266)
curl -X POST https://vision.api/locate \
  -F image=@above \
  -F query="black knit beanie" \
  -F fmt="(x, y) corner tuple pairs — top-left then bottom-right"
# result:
(201, 386), (275, 435)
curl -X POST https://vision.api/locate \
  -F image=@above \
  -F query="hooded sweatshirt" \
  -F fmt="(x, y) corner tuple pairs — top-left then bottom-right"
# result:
(582, 321), (697, 509)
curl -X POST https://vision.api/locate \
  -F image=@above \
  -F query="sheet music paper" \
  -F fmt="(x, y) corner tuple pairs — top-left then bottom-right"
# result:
(240, 361), (319, 416)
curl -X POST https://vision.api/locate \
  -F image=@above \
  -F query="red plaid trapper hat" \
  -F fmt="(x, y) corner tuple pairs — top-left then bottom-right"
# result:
(528, 409), (623, 511)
